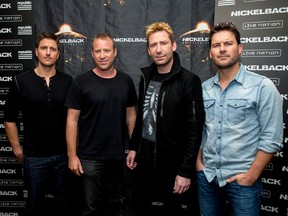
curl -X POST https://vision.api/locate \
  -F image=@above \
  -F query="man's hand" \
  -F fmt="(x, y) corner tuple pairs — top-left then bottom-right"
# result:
(68, 155), (83, 176)
(126, 150), (137, 170)
(226, 173), (255, 186)
(14, 151), (24, 164)
(173, 175), (191, 194)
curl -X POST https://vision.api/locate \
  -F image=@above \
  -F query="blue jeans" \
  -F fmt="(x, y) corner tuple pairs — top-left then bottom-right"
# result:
(197, 171), (262, 216)
(23, 154), (68, 216)
(80, 159), (124, 216)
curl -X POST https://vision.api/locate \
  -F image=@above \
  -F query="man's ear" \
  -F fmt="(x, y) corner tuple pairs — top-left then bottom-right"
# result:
(35, 48), (38, 58)
(147, 47), (151, 56)
(114, 48), (117, 57)
(172, 41), (177, 51)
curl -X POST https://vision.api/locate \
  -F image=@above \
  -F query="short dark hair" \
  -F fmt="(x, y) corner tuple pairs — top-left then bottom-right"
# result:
(36, 32), (60, 50)
(209, 22), (241, 46)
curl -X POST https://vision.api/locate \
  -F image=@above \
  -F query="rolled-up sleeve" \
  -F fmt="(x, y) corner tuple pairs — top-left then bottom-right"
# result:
(258, 78), (283, 153)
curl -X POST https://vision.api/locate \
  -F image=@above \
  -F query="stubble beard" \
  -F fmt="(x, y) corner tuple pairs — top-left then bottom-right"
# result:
(214, 56), (240, 70)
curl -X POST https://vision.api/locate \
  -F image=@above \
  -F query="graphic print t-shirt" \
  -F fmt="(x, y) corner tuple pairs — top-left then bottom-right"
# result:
(142, 71), (170, 142)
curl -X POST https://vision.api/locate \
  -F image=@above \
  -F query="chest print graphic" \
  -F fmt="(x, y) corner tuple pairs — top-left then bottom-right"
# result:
(143, 83), (160, 136)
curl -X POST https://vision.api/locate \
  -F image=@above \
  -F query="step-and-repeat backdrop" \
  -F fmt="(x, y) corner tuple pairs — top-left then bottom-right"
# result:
(0, 0), (287, 215)
(0, 1), (35, 215)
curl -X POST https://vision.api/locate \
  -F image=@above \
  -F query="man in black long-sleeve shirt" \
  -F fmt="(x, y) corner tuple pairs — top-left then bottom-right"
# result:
(4, 32), (72, 216)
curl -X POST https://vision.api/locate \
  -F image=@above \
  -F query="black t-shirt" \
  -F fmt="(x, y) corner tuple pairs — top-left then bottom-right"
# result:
(4, 70), (73, 156)
(65, 70), (137, 160)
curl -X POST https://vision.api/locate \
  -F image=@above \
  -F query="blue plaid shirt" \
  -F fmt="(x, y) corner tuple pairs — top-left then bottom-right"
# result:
(201, 64), (283, 187)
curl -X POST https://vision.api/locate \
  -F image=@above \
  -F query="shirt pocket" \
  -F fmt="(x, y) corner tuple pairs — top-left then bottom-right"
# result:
(227, 99), (247, 124)
(204, 99), (215, 123)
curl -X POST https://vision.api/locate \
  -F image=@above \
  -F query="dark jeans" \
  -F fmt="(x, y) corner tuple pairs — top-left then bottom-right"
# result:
(197, 170), (262, 216)
(23, 154), (68, 216)
(132, 157), (199, 216)
(80, 159), (124, 216)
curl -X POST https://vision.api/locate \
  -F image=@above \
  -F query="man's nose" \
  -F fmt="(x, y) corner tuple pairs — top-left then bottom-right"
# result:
(220, 44), (226, 51)
(46, 48), (51, 55)
(156, 44), (162, 53)
(100, 51), (105, 58)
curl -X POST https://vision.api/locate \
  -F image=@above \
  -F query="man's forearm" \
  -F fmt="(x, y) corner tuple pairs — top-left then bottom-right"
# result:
(4, 122), (22, 155)
(246, 150), (274, 182)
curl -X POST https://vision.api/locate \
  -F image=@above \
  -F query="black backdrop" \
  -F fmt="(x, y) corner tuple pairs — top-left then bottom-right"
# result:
(0, 0), (287, 215)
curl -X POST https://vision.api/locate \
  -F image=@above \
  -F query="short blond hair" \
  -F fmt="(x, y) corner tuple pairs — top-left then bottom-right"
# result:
(146, 22), (174, 44)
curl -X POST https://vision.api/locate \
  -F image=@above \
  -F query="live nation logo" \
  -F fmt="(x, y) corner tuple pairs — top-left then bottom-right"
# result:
(0, 39), (22, 47)
(0, 157), (18, 164)
(269, 78), (280, 86)
(0, 134), (23, 141)
(0, 64), (23, 71)
(0, 179), (24, 186)
(0, 201), (26, 207)
(0, 88), (9, 95)
(265, 163), (273, 171)
(262, 190), (271, 198)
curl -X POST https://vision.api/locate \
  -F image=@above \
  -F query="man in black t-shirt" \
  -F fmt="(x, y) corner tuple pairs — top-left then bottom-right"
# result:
(65, 33), (137, 216)
(4, 32), (72, 216)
